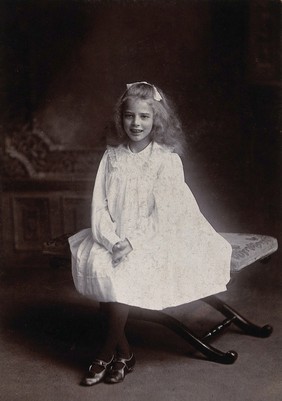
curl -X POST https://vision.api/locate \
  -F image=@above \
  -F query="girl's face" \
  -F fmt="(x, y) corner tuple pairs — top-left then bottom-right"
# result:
(122, 98), (154, 152)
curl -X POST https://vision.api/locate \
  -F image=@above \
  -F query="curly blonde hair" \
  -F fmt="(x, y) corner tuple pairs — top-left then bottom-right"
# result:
(106, 82), (186, 156)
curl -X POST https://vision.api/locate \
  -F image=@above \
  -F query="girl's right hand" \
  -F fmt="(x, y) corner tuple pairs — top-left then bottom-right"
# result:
(112, 239), (133, 267)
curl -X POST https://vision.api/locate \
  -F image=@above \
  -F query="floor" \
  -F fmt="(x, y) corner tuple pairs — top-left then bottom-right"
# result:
(0, 244), (281, 401)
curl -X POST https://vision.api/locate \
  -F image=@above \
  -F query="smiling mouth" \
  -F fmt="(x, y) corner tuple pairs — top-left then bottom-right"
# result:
(130, 129), (143, 134)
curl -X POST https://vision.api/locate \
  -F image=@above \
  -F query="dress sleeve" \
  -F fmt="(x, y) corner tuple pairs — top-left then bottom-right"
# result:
(127, 152), (199, 250)
(91, 151), (122, 252)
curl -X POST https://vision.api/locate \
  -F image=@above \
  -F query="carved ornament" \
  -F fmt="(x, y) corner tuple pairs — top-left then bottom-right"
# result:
(3, 123), (104, 180)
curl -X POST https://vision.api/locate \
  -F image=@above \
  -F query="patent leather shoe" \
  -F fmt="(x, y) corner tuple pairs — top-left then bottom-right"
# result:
(80, 355), (114, 386)
(105, 353), (136, 384)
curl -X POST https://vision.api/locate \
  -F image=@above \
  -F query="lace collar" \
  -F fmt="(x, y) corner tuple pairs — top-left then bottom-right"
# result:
(107, 141), (172, 171)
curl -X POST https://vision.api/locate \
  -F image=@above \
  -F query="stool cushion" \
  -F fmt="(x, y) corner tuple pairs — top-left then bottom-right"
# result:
(43, 232), (278, 273)
(220, 233), (278, 272)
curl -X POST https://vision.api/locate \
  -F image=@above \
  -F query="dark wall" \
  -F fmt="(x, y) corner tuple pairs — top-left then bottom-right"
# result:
(1, 0), (212, 146)
(1, 0), (281, 239)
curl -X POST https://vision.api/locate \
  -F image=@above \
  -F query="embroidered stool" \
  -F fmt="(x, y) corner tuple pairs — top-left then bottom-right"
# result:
(43, 232), (278, 364)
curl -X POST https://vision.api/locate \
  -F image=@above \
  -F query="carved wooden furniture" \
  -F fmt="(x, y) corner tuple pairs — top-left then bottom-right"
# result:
(2, 126), (102, 267)
(43, 232), (278, 364)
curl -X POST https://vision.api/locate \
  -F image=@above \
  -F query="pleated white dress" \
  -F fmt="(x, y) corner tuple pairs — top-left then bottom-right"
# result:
(69, 141), (232, 310)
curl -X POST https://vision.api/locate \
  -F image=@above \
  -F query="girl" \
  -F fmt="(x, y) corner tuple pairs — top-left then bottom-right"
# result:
(68, 81), (232, 386)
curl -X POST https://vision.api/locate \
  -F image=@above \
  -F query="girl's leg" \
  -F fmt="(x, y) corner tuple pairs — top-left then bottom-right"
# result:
(97, 302), (131, 361)
(100, 303), (135, 384)
(81, 302), (133, 385)
(115, 332), (131, 358)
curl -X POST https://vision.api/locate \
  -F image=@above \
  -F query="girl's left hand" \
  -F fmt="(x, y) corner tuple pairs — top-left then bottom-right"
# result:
(112, 239), (133, 267)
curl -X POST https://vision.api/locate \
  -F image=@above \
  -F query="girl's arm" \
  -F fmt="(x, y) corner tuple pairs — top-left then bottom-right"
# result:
(91, 151), (122, 253)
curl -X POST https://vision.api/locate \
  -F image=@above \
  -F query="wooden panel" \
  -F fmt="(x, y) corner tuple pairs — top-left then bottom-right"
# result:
(13, 197), (51, 250)
(248, 0), (281, 86)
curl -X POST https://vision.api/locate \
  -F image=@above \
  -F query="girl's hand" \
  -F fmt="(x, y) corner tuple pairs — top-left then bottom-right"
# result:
(112, 239), (133, 267)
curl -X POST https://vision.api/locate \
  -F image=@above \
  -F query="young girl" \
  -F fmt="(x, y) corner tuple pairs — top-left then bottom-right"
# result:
(68, 81), (232, 386)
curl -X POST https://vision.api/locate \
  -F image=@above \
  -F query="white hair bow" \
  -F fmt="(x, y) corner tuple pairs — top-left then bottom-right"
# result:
(126, 81), (162, 101)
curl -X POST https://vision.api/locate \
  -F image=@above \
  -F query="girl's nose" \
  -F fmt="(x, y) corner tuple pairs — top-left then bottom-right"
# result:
(132, 115), (141, 126)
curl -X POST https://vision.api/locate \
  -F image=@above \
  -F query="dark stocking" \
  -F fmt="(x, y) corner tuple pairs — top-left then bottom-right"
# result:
(97, 302), (131, 361)
(115, 332), (131, 358)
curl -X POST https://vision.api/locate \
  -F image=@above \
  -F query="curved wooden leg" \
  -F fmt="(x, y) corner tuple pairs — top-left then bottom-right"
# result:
(129, 306), (238, 364)
(203, 296), (273, 338)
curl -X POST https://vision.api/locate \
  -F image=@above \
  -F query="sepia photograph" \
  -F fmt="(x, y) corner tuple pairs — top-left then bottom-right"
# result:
(0, 1), (281, 400)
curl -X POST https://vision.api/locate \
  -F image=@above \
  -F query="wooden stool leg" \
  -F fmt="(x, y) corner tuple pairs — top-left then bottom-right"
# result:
(203, 296), (273, 338)
(129, 306), (238, 364)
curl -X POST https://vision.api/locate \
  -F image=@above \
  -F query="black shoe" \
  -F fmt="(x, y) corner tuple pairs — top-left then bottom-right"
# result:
(80, 355), (115, 386)
(105, 354), (136, 384)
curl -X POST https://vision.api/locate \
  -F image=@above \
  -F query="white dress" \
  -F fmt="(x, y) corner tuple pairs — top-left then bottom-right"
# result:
(69, 141), (232, 310)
